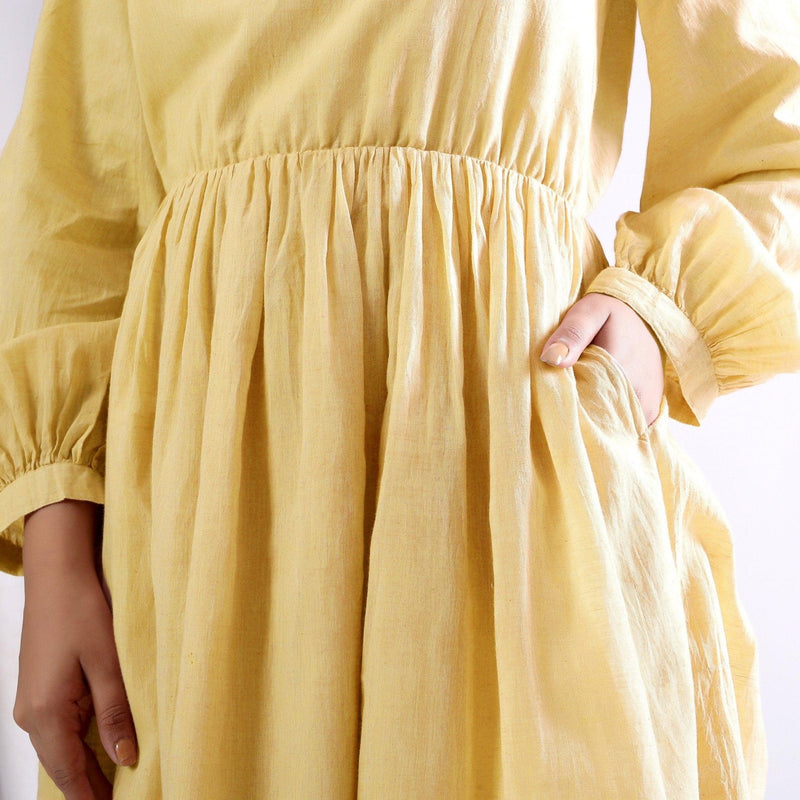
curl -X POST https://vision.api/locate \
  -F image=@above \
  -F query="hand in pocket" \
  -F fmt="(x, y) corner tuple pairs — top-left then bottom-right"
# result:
(540, 292), (665, 427)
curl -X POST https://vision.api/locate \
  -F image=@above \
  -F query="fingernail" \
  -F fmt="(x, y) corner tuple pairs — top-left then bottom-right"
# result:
(540, 342), (569, 366)
(115, 738), (137, 767)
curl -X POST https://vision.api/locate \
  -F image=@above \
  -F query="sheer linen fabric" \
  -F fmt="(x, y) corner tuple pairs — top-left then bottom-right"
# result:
(2, 0), (800, 797)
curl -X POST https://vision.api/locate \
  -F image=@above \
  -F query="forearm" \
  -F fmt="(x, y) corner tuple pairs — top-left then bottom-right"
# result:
(23, 500), (101, 582)
(16, 498), (137, 792)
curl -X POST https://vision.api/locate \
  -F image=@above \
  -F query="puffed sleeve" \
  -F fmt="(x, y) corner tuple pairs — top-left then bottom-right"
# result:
(585, 0), (800, 426)
(0, 0), (164, 574)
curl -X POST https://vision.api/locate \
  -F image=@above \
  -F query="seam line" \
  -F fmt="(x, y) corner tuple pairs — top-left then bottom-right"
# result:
(169, 144), (578, 213)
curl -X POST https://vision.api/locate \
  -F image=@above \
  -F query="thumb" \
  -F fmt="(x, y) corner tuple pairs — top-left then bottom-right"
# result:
(540, 294), (611, 368)
(84, 645), (138, 769)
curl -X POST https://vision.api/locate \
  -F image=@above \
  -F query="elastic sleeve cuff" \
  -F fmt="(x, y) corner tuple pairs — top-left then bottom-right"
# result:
(0, 461), (105, 575)
(584, 266), (719, 426)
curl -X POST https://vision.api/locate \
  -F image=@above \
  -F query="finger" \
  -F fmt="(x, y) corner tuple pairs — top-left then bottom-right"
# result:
(31, 724), (96, 800)
(540, 293), (612, 368)
(83, 741), (114, 800)
(83, 644), (138, 768)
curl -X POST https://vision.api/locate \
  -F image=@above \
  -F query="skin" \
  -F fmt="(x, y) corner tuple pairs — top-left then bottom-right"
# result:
(15, 500), (136, 800)
(13, 292), (662, 799)
(539, 292), (665, 425)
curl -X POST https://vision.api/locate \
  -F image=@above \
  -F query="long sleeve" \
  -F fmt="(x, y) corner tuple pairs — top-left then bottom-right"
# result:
(585, 0), (800, 426)
(0, 0), (164, 574)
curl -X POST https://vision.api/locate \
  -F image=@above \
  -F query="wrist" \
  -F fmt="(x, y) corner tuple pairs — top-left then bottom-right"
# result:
(23, 500), (102, 581)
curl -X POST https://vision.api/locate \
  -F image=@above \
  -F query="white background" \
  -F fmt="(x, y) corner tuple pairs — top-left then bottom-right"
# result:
(1, 3), (798, 798)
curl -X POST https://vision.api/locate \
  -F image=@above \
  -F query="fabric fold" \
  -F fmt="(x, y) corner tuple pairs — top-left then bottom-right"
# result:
(0, 0), (164, 567)
(587, 0), (800, 427)
(1, 0), (788, 796)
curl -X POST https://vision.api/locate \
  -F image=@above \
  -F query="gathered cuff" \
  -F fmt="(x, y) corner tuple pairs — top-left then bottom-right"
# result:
(0, 461), (105, 575)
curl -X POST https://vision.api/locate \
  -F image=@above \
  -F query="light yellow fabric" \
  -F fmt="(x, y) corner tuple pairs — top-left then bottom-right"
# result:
(1, 0), (798, 796)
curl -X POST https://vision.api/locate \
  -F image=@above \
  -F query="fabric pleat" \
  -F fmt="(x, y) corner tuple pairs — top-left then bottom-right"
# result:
(74, 147), (758, 798)
(3, 1), (793, 796)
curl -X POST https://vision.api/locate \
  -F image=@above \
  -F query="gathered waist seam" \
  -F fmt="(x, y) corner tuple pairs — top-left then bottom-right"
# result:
(169, 144), (579, 215)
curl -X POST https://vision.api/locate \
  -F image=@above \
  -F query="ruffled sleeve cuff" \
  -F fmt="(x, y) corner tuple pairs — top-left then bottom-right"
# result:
(0, 461), (105, 575)
(0, 319), (117, 576)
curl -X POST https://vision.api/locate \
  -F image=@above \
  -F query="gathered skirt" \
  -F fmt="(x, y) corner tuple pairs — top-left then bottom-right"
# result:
(35, 145), (765, 799)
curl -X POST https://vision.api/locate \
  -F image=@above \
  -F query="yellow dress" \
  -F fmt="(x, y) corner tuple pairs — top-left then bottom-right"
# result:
(1, 0), (799, 797)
